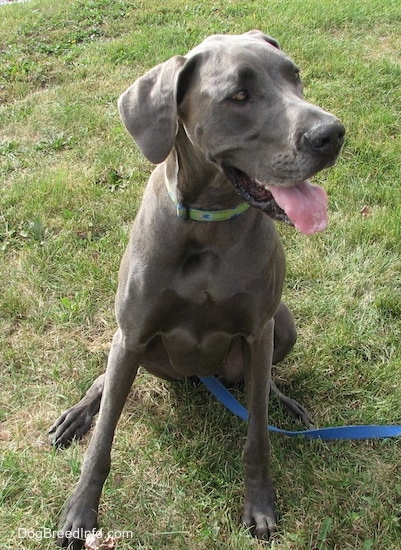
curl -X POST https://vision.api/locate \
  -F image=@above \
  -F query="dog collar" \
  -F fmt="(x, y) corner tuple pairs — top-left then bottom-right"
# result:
(165, 177), (250, 221)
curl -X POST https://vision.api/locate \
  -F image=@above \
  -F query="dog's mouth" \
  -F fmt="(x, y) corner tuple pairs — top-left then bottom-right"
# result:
(223, 166), (328, 235)
(224, 166), (292, 225)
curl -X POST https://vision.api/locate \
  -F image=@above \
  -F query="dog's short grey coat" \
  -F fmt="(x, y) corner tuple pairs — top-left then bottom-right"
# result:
(49, 31), (344, 547)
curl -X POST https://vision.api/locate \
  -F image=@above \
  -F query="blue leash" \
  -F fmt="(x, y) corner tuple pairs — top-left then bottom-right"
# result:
(199, 376), (401, 440)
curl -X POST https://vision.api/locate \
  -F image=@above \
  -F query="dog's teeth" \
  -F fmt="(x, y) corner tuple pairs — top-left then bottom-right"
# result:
(255, 179), (269, 190)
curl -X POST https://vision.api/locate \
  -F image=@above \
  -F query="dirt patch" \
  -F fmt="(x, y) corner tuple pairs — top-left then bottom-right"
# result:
(365, 35), (401, 62)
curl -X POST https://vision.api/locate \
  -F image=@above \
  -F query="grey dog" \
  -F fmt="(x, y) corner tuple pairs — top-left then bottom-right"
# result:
(49, 30), (344, 547)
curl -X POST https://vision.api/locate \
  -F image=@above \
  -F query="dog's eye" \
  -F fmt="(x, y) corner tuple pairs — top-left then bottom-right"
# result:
(231, 90), (249, 101)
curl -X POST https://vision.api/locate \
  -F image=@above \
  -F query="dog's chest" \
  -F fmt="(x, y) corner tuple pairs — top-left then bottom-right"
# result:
(164, 250), (273, 332)
(161, 326), (235, 376)
(173, 242), (255, 303)
(159, 288), (268, 377)
(147, 237), (281, 376)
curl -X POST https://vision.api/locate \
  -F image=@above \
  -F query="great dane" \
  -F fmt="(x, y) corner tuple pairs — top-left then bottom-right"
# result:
(49, 30), (344, 547)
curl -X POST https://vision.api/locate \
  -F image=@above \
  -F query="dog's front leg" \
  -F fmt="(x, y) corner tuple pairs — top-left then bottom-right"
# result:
(242, 318), (277, 539)
(56, 329), (144, 549)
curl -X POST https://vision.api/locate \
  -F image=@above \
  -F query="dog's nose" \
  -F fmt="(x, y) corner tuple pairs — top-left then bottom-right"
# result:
(303, 121), (345, 157)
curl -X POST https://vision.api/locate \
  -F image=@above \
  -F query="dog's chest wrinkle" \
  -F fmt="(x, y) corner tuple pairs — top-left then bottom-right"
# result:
(181, 247), (217, 275)
(174, 245), (222, 301)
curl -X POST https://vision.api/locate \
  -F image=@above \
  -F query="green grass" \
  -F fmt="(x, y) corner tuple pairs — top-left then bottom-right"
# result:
(1, 0), (401, 548)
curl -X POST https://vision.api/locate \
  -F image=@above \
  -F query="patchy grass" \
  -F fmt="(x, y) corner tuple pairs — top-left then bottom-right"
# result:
(1, 0), (401, 548)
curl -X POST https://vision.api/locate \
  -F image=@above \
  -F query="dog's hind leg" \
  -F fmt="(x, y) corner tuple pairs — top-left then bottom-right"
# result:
(271, 302), (313, 428)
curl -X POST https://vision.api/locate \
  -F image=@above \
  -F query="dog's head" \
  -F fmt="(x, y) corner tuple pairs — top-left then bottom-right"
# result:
(119, 31), (345, 234)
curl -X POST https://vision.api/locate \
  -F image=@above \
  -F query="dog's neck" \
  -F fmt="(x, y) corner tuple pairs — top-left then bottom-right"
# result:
(164, 125), (249, 221)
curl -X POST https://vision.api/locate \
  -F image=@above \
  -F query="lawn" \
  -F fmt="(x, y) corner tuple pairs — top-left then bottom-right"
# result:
(1, 0), (401, 548)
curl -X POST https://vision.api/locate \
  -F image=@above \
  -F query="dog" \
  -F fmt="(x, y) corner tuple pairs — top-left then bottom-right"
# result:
(49, 30), (344, 547)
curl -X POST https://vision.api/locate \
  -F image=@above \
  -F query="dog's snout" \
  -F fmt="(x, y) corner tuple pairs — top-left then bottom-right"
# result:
(303, 121), (345, 157)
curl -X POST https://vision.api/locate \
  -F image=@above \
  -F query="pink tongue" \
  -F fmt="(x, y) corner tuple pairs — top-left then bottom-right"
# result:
(267, 180), (328, 235)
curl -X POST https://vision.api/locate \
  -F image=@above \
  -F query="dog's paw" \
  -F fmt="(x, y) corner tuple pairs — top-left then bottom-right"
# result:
(279, 394), (314, 428)
(49, 405), (94, 447)
(270, 381), (314, 428)
(55, 495), (98, 549)
(243, 497), (277, 540)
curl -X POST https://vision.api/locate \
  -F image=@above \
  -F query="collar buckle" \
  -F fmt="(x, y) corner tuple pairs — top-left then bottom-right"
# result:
(176, 203), (190, 220)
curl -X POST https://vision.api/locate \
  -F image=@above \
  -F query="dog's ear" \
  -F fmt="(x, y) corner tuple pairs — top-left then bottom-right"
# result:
(245, 30), (280, 50)
(118, 55), (187, 164)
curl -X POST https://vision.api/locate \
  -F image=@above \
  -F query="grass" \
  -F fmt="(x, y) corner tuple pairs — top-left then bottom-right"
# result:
(1, 0), (401, 548)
